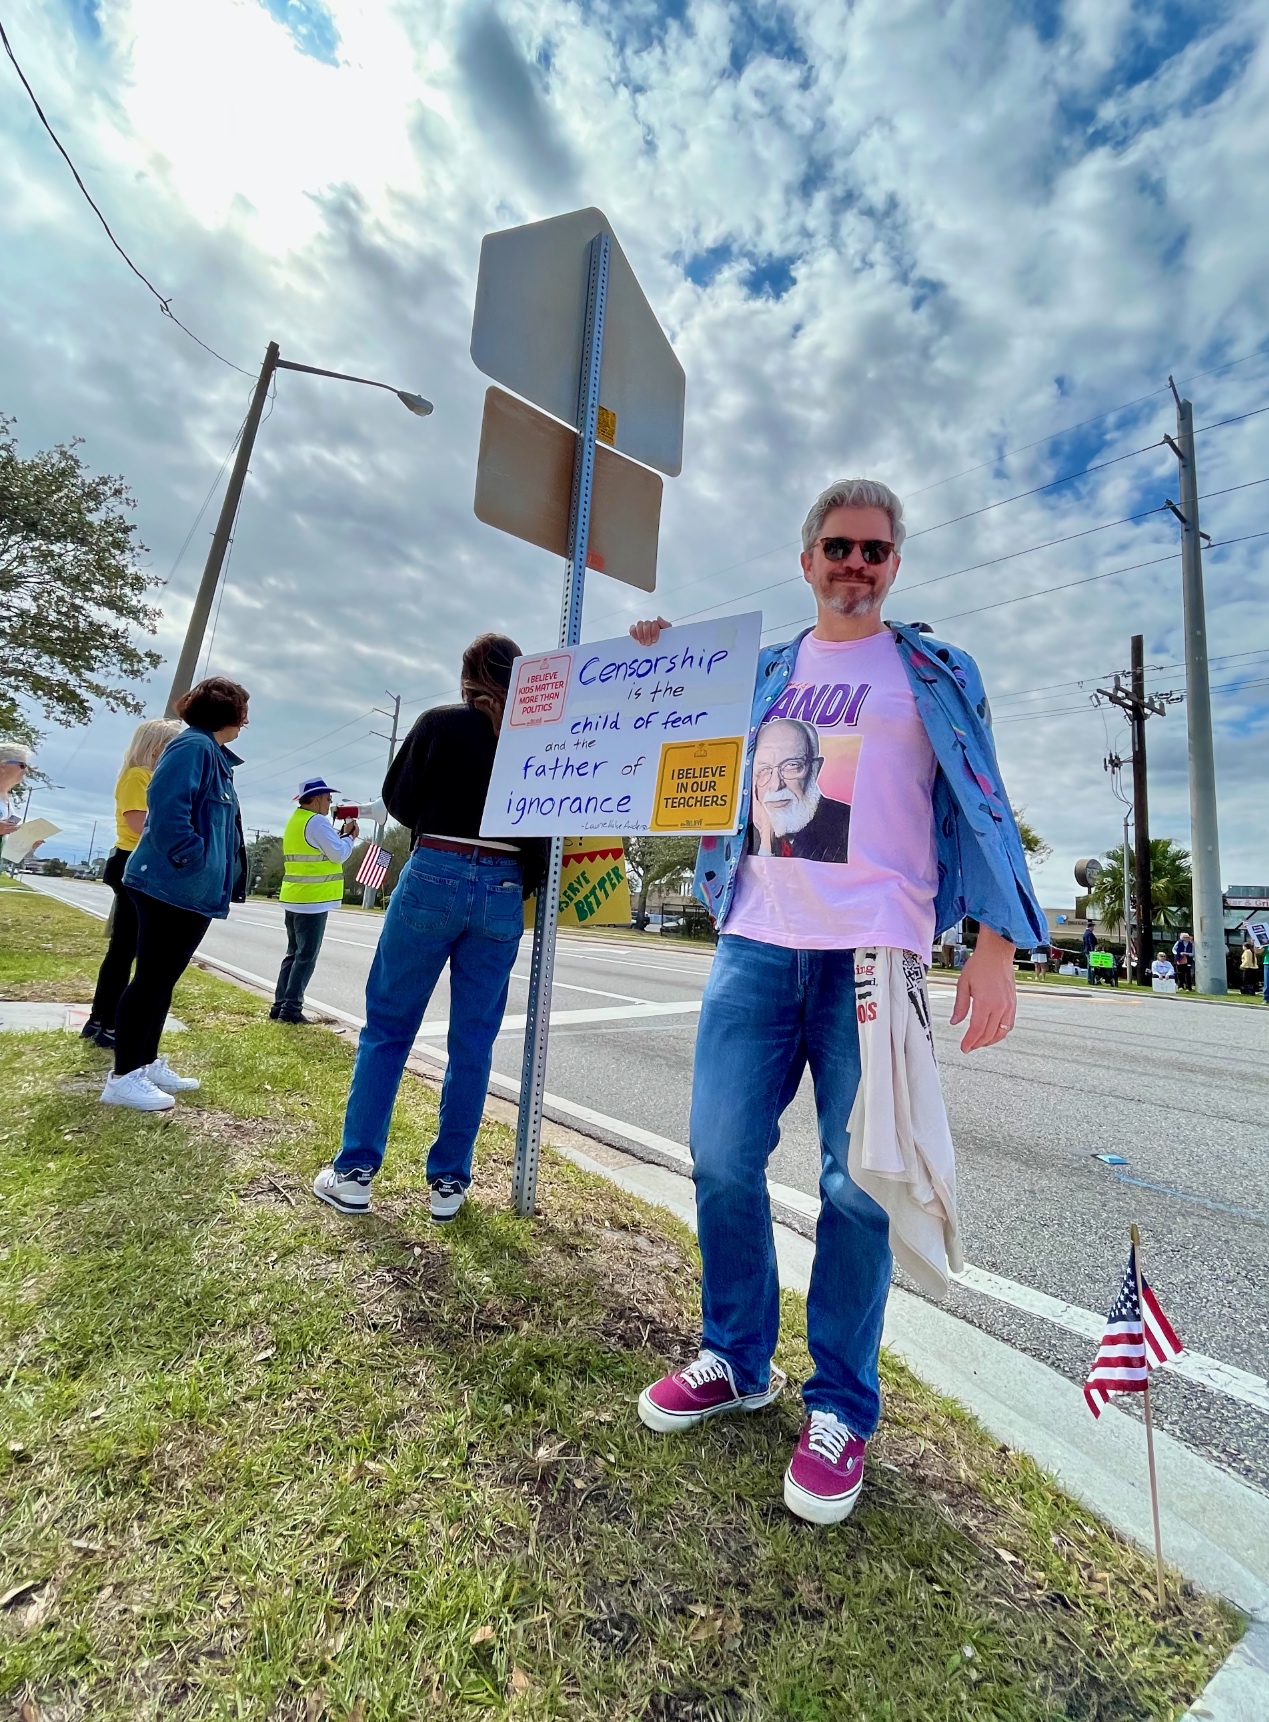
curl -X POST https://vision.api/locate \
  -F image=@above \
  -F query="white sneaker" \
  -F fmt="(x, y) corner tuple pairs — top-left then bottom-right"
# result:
(145, 1056), (200, 1094)
(429, 1176), (467, 1222)
(100, 1070), (176, 1112)
(313, 1165), (372, 1216)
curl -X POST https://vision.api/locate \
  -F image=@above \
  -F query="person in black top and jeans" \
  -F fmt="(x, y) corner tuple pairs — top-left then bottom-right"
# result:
(313, 635), (547, 1223)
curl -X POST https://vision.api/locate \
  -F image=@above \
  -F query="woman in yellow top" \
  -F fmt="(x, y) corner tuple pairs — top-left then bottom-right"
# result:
(82, 719), (181, 1050)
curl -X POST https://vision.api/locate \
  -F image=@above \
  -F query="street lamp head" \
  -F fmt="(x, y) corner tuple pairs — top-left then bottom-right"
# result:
(397, 391), (434, 417)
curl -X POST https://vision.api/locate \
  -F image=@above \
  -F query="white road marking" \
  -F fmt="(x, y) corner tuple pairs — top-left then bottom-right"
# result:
(509, 973), (650, 1005)
(415, 1000), (704, 1038)
(950, 1263), (1269, 1415)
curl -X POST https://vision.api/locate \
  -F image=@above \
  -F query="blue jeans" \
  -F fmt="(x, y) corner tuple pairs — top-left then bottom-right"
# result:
(335, 847), (524, 1183)
(690, 934), (892, 1437)
(273, 910), (328, 1019)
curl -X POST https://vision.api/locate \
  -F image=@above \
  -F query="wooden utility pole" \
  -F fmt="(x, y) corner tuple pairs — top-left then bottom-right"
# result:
(1096, 638), (1175, 986)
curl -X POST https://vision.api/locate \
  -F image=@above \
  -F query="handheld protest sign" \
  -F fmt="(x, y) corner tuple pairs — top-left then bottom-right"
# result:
(482, 616), (761, 841)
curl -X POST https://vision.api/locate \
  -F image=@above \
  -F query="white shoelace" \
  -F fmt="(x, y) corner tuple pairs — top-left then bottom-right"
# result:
(679, 1351), (731, 1389)
(806, 1410), (853, 1463)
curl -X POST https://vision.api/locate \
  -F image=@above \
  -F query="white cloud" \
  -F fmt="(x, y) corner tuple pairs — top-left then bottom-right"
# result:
(2, 0), (1266, 900)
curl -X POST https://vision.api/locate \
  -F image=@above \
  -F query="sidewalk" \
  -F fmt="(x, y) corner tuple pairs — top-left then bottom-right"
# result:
(0, 884), (1252, 1718)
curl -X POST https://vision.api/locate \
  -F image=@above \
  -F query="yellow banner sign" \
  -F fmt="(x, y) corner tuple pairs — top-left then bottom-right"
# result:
(525, 837), (631, 928)
(651, 738), (742, 832)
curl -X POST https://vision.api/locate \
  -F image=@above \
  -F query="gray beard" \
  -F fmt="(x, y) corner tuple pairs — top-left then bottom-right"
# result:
(823, 586), (882, 618)
(765, 779), (822, 837)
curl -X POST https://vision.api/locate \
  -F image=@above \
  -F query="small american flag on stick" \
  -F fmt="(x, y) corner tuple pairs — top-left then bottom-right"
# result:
(1083, 1244), (1183, 1417)
(355, 843), (391, 891)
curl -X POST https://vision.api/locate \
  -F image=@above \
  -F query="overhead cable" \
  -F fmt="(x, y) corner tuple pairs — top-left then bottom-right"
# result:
(0, 18), (251, 375)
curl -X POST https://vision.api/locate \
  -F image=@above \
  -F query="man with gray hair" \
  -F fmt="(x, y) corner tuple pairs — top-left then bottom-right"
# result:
(629, 477), (1044, 1526)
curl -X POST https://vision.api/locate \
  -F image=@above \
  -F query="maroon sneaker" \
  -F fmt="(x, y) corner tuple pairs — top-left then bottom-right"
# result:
(638, 1350), (787, 1432)
(783, 1411), (867, 1524)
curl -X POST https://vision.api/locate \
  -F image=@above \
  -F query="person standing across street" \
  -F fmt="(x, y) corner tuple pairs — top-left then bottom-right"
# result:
(1082, 920), (1098, 984)
(1239, 938), (1259, 996)
(312, 636), (548, 1223)
(1172, 929), (1195, 991)
(100, 678), (249, 1113)
(628, 478), (1045, 1527)
(270, 777), (359, 1024)
(81, 719), (181, 1050)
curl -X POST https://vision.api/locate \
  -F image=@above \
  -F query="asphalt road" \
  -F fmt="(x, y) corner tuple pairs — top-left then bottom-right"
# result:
(28, 878), (1269, 1494)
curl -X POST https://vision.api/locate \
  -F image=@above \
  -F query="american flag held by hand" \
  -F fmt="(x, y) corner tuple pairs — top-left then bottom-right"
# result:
(355, 844), (392, 891)
(1083, 1246), (1183, 1417)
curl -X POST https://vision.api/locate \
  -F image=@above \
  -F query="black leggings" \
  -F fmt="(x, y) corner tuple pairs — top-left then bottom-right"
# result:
(113, 890), (211, 1076)
(89, 848), (139, 1030)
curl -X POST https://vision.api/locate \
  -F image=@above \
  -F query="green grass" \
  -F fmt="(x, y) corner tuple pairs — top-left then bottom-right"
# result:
(0, 886), (1241, 1719)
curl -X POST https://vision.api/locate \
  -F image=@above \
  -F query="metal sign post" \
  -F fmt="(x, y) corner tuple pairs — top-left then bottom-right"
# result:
(510, 233), (611, 1216)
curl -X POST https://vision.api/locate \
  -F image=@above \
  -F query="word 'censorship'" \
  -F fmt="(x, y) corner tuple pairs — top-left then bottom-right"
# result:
(651, 738), (742, 831)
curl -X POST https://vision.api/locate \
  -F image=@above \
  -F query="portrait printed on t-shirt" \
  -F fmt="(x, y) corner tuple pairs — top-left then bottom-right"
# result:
(745, 679), (868, 862)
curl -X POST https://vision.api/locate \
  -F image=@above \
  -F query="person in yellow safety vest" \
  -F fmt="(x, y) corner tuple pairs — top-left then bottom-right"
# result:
(270, 777), (360, 1024)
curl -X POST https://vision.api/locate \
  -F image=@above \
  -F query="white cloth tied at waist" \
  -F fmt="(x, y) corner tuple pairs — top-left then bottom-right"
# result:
(845, 947), (962, 1300)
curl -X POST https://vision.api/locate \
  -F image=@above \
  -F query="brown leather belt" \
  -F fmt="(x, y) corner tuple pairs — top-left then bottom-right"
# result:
(414, 834), (518, 864)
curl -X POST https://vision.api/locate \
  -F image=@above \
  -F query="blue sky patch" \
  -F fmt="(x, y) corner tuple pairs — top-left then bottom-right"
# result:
(682, 241), (737, 288)
(61, 0), (102, 39)
(259, 0), (340, 66)
(1012, 0), (1064, 46)
(743, 252), (797, 298)
(680, 242), (798, 299)
(727, 2), (805, 77)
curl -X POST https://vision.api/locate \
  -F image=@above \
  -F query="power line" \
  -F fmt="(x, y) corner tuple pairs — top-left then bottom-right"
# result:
(989, 644), (1269, 708)
(1194, 402), (1269, 436)
(236, 710), (377, 777)
(904, 439), (1166, 542)
(585, 354), (1269, 637)
(995, 672), (1269, 725)
(0, 18), (251, 375)
(694, 466), (1269, 635)
(923, 528), (1269, 628)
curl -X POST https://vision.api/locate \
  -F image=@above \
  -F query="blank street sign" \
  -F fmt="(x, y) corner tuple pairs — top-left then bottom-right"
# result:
(471, 207), (685, 478)
(473, 387), (662, 592)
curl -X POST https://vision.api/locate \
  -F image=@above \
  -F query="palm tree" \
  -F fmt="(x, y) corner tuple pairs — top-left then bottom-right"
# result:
(1089, 838), (1193, 933)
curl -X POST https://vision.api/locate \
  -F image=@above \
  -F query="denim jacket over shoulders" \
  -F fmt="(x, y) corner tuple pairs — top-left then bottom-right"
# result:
(123, 727), (247, 919)
(693, 621), (1048, 950)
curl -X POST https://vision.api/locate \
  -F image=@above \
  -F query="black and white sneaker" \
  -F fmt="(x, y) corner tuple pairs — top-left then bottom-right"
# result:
(313, 1165), (372, 1215)
(429, 1176), (467, 1223)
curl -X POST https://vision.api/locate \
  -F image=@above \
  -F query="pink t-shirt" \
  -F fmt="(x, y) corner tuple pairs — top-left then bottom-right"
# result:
(724, 631), (939, 956)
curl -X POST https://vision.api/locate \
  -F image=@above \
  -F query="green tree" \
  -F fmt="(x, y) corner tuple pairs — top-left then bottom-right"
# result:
(246, 834), (284, 896)
(625, 835), (699, 920)
(1089, 838), (1193, 933)
(1011, 806), (1051, 864)
(0, 414), (162, 742)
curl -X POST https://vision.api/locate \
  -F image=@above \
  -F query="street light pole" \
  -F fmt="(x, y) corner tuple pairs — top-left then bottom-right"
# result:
(163, 347), (433, 718)
(165, 342), (278, 717)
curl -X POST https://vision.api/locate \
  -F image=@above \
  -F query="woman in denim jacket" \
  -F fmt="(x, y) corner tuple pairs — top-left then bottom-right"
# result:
(101, 677), (249, 1113)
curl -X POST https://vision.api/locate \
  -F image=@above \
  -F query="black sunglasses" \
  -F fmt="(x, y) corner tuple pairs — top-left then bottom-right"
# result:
(815, 536), (896, 565)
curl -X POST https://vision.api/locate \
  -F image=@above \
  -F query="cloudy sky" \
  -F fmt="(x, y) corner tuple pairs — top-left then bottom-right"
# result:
(3, 0), (1267, 904)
